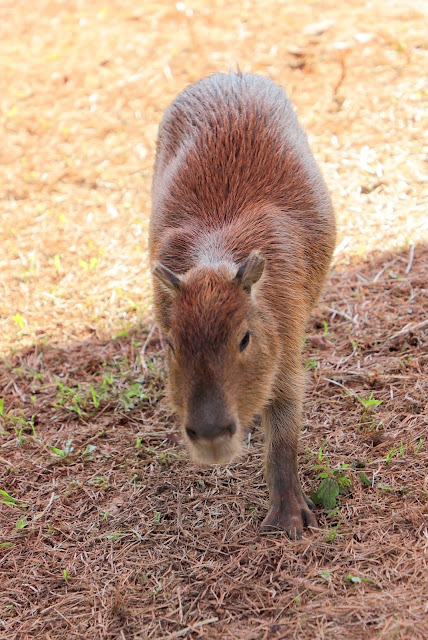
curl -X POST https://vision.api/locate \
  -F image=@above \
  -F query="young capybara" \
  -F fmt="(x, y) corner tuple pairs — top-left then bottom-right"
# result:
(149, 72), (336, 538)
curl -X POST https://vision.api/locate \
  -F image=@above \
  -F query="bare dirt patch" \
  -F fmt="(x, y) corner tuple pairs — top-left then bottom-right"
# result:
(1, 1), (427, 639)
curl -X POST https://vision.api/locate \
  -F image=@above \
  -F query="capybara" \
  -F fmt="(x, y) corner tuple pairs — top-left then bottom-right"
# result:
(149, 72), (336, 538)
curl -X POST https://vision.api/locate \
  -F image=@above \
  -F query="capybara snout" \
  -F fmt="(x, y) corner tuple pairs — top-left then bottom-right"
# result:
(149, 71), (335, 537)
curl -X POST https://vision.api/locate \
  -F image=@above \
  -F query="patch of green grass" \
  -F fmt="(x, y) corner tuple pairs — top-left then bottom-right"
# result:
(54, 381), (86, 417)
(92, 476), (109, 489)
(54, 373), (114, 417)
(53, 371), (151, 418)
(119, 380), (148, 411)
(0, 404), (38, 445)
(385, 442), (406, 464)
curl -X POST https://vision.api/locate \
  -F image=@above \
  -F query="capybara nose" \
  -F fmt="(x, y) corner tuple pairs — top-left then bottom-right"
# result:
(186, 421), (236, 441)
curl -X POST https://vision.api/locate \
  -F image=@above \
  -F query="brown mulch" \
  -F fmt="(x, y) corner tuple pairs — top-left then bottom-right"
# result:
(1, 1), (427, 639)
(1, 245), (427, 639)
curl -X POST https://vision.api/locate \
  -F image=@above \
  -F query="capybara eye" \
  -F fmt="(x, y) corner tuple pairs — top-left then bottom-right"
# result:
(239, 331), (251, 352)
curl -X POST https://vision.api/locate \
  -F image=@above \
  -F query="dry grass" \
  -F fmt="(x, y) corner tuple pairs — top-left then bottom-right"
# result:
(0, 1), (427, 638)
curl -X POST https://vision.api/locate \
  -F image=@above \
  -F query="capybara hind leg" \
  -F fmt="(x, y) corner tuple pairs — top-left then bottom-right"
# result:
(261, 399), (317, 539)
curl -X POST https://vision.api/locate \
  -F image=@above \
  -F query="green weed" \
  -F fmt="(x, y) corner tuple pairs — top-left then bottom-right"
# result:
(357, 391), (382, 411)
(304, 358), (317, 370)
(0, 489), (18, 506)
(385, 443), (406, 464)
(414, 438), (423, 454)
(310, 443), (352, 510)
(12, 312), (26, 329)
(345, 573), (378, 587)
(15, 515), (28, 531)
(107, 531), (121, 541)
(119, 381), (147, 411)
(49, 439), (74, 459)
(325, 520), (343, 542)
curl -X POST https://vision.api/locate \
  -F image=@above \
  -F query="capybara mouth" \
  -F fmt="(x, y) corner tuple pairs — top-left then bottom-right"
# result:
(186, 433), (242, 466)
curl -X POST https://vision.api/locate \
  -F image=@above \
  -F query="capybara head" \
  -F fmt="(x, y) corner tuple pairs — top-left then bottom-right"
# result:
(153, 252), (280, 464)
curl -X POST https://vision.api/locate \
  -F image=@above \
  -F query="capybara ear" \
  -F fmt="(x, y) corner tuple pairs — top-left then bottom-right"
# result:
(153, 262), (183, 293)
(234, 251), (265, 293)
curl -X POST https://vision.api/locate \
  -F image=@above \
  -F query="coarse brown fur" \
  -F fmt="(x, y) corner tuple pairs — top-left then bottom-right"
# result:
(149, 72), (336, 538)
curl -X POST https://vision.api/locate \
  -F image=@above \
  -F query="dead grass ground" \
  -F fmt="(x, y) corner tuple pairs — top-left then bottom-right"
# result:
(0, 1), (427, 639)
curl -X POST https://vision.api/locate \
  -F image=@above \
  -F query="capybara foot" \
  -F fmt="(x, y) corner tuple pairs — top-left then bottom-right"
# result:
(261, 492), (317, 539)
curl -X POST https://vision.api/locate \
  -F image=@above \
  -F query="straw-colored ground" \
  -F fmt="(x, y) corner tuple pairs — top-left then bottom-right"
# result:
(1, 1), (427, 639)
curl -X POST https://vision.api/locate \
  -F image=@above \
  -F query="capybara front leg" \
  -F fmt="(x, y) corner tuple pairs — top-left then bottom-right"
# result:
(261, 399), (317, 539)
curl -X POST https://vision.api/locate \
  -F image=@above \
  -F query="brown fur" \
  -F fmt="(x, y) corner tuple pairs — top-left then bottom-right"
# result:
(149, 72), (336, 538)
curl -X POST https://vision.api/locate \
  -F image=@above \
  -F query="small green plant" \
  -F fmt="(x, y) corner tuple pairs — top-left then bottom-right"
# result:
(62, 569), (69, 584)
(414, 438), (423, 454)
(53, 254), (61, 271)
(357, 391), (382, 411)
(322, 320), (330, 336)
(345, 573), (378, 587)
(107, 531), (121, 541)
(0, 489), (18, 506)
(83, 444), (97, 459)
(358, 472), (372, 487)
(248, 505), (257, 523)
(113, 329), (129, 340)
(119, 381), (148, 411)
(49, 439), (74, 459)
(16, 515), (28, 531)
(304, 358), (317, 370)
(310, 443), (351, 510)
(325, 520), (343, 542)
(54, 381), (85, 417)
(12, 312), (26, 329)
(78, 257), (98, 270)
(153, 510), (162, 524)
(130, 473), (142, 485)
(385, 443), (406, 464)
(93, 477), (109, 489)
(320, 570), (331, 580)
(350, 339), (359, 353)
